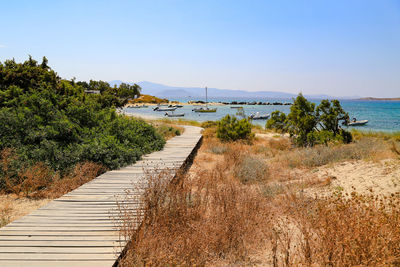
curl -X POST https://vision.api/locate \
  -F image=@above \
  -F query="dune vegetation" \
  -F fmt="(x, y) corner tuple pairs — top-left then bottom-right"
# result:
(0, 57), (167, 199)
(118, 114), (400, 266)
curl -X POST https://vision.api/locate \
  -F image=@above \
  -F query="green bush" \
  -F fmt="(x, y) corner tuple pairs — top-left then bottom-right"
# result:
(0, 57), (165, 189)
(266, 94), (352, 147)
(216, 115), (254, 142)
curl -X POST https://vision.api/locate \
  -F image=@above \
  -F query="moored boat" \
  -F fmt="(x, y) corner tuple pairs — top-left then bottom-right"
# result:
(165, 112), (185, 117)
(347, 120), (368, 126)
(193, 107), (217, 113)
(154, 106), (177, 112)
(249, 112), (270, 120)
(343, 117), (369, 126)
(192, 86), (217, 113)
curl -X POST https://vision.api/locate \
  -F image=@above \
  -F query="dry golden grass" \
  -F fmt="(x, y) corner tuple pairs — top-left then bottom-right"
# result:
(117, 168), (272, 266)
(0, 194), (50, 228)
(117, 126), (400, 266)
(1, 148), (106, 199)
(153, 123), (184, 140)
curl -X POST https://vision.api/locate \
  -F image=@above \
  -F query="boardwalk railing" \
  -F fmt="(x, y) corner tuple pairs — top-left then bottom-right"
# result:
(0, 125), (202, 267)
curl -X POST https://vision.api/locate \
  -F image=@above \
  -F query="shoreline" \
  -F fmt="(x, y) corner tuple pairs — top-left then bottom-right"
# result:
(121, 110), (400, 134)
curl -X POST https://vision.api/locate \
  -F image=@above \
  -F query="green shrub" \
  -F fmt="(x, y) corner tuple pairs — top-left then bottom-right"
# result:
(216, 115), (254, 142)
(0, 57), (165, 189)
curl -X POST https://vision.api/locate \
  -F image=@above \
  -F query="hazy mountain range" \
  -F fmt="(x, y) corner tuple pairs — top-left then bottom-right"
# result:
(109, 80), (359, 100)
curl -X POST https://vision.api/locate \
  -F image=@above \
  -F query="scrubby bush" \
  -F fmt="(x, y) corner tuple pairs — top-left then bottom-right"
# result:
(0, 57), (165, 191)
(216, 115), (254, 142)
(266, 94), (352, 146)
(234, 156), (268, 184)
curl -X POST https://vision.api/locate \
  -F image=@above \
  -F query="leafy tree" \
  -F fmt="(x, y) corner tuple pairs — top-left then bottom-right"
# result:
(266, 93), (352, 146)
(266, 110), (287, 132)
(316, 99), (349, 135)
(117, 83), (141, 99)
(217, 115), (253, 142)
(286, 93), (318, 146)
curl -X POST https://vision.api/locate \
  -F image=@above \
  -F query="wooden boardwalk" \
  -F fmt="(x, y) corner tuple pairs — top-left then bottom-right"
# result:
(0, 126), (202, 267)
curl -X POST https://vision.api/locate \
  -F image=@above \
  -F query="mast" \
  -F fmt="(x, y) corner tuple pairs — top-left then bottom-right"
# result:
(205, 86), (208, 109)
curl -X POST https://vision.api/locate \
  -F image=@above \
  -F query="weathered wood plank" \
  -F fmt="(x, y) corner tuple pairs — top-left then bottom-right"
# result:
(0, 125), (202, 266)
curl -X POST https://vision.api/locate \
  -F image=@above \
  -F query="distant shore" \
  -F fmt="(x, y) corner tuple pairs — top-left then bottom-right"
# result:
(358, 97), (400, 101)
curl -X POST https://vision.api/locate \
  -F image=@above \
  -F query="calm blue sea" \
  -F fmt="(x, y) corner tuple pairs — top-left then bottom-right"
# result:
(124, 97), (400, 133)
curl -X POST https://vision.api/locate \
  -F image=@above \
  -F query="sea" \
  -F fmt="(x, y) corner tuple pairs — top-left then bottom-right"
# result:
(124, 97), (400, 133)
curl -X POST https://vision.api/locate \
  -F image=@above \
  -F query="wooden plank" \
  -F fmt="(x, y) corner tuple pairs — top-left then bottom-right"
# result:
(0, 125), (202, 266)
(0, 261), (116, 267)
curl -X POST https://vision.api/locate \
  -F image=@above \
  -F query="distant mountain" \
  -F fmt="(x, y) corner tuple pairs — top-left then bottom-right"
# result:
(108, 80), (357, 100)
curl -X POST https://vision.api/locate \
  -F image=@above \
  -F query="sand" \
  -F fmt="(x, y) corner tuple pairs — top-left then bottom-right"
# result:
(313, 159), (400, 196)
(0, 194), (51, 227)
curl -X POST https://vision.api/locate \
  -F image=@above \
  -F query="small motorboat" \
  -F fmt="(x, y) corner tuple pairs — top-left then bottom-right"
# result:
(169, 104), (183, 108)
(165, 112), (184, 117)
(153, 106), (177, 112)
(249, 112), (270, 120)
(193, 107), (217, 113)
(130, 104), (148, 108)
(343, 117), (368, 126)
(347, 120), (368, 126)
(230, 106), (242, 109)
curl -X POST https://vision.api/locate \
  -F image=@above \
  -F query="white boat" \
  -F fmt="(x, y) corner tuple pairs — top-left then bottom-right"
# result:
(249, 112), (270, 120)
(165, 112), (184, 117)
(153, 106), (177, 112)
(130, 104), (148, 108)
(192, 87), (217, 113)
(347, 119), (368, 126)
(193, 107), (217, 113)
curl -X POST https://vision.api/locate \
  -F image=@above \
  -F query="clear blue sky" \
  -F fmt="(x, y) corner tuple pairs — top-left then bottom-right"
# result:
(1, 0), (399, 97)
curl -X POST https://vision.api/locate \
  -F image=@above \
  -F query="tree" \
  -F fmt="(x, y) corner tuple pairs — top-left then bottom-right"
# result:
(266, 110), (287, 132)
(117, 83), (141, 99)
(286, 93), (318, 146)
(316, 99), (349, 135)
(266, 93), (352, 146)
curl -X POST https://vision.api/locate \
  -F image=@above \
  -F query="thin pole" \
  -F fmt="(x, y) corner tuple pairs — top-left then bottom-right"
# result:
(206, 86), (208, 108)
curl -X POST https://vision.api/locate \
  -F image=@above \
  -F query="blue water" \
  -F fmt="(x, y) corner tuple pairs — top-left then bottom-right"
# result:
(124, 97), (400, 132)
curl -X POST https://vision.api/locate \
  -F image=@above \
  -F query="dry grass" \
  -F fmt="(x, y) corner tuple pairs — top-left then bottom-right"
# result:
(0, 194), (50, 228)
(116, 125), (400, 266)
(151, 118), (201, 127)
(117, 167), (272, 266)
(0, 148), (105, 227)
(153, 123), (184, 140)
(1, 148), (105, 198)
(274, 193), (400, 266)
(38, 162), (106, 199)
(0, 197), (12, 227)
(276, 137), (395, 169)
